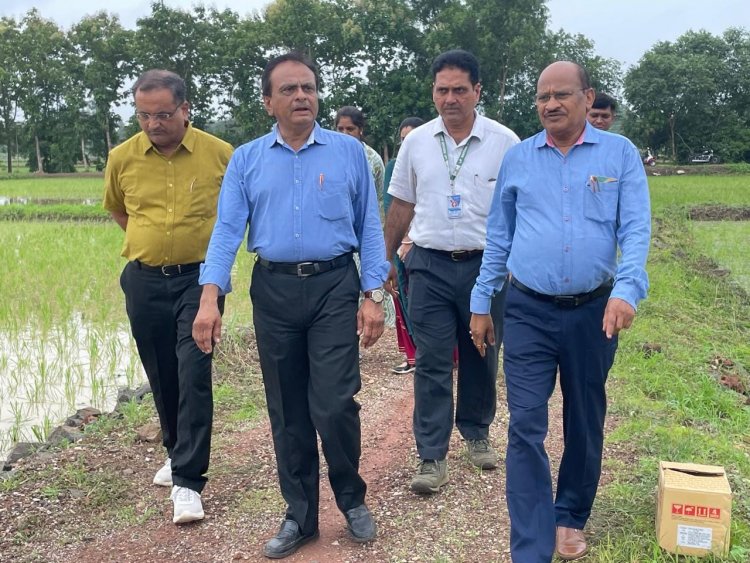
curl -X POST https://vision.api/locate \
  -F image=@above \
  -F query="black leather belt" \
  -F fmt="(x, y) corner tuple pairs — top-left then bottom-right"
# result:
(510, 277), (612, 308)
(257, 253), (353, 277)
(423, 248), (483, 262)
(134, 260), (201, 276)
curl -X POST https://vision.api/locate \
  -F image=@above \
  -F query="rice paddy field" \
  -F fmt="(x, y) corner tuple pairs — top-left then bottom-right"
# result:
(0, 175), (254, 458)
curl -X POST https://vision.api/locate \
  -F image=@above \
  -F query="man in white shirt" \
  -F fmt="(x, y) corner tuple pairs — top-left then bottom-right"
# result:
(384, 49), (519, 494)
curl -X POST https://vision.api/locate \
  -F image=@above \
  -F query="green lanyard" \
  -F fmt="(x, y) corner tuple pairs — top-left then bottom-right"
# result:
(439, 133), (473, 193)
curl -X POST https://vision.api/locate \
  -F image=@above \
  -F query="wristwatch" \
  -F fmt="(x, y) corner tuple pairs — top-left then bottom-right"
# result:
(364, 288), (385, 304)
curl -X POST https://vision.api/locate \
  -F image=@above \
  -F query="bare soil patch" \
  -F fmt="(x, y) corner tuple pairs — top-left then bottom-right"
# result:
(688, 204), (750, 221)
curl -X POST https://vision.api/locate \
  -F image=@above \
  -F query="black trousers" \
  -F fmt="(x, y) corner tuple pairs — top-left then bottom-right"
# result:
(120, 261), (222, 493)
(406, 245), (506, 460)
(251, 259), (365, 536)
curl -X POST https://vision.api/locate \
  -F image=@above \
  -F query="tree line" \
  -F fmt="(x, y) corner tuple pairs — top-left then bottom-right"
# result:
(0, 0), (747, 173)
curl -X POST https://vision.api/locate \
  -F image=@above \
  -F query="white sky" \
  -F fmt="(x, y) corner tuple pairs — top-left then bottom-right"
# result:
(1, 0), (748, 70)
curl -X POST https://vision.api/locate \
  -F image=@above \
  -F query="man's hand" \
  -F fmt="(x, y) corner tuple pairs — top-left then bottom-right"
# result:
(469, 313), (495, 358)
(602, 297), (635, 339)
(357, 298), (385, 348)
(193, 285), (222, 354)
(385, 263), (399, 296)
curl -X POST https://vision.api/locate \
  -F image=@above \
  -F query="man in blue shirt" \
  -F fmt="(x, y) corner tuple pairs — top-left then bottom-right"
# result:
(193, 52), (389, 559)
(470, 61), (651, 562)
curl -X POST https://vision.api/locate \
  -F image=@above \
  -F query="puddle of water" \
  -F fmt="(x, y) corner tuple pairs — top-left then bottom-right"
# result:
(0, 313), (145, 460)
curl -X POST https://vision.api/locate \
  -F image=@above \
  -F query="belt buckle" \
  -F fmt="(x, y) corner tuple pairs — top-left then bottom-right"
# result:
(554, 295), (578, 307)
(450, 251), (465, 261)
(296, 262), (315, 277)
(161, 264), (182, 276)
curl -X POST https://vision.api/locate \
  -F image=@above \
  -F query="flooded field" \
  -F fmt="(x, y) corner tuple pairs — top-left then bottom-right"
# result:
(0, 177), (254, 459)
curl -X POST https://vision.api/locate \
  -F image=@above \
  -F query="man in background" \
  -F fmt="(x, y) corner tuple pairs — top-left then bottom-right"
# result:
(587, 92), (617, 131)
(385, 49), (519, 494)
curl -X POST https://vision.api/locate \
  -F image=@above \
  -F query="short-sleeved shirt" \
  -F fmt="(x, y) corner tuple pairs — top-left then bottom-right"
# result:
(103, 124), (233, 266)
(387, 113), (519, 251)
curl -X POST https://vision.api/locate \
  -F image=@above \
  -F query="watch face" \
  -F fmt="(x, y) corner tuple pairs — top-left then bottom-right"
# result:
(369, 289), (385, 303)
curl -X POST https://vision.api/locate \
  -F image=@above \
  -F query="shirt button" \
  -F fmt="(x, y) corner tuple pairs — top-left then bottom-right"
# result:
(564, 216), (570, 222)
(564, 246), (570, 252)
(295, 234), (300, 238)
(563, 187), (569, 193)
(168, 208), (173, 213)
(295, 206), (299, 210)
(166, 231), (171, 235)
(564, 277), (570, 283)
(168, 183), (173, 187)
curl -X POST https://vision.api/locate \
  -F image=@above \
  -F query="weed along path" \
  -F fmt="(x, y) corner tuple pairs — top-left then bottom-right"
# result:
(0, 328), (573, 563)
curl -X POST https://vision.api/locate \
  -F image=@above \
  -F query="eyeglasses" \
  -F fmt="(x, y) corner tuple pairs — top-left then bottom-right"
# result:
(534, 89), (589, 105)
(135, 103), (183, 122)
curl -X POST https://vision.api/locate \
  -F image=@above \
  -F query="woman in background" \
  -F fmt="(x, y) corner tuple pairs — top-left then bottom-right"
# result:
(383, 117), (424, 374)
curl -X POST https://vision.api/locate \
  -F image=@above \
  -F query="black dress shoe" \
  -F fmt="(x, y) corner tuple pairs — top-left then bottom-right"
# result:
(344, 504), (377, 543)
(262, 519), (319, 559)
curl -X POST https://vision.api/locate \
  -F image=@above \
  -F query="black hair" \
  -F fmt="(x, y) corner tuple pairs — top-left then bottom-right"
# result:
(592, 92), (617, 112)
(431, 50), (480, 85)
(132, 69), (186, 104)
(334, 106), (365, 129)
(261, 51), (320, 97)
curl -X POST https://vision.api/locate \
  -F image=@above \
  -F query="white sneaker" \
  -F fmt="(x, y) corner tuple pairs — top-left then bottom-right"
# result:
(153, 458), (173, 487)
(171, 485), (204, 524)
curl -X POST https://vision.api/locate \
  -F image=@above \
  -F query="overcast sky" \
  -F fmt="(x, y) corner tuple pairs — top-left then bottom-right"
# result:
(2, 0), (748, 70)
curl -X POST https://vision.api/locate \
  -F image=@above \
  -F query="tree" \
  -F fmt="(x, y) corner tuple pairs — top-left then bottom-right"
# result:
(624, 30), (748, 162)
(0, 17), (21, 172)
(132, 2), (233, 129)
(69, 12), (133, 155)
(16, 9), (72, 172)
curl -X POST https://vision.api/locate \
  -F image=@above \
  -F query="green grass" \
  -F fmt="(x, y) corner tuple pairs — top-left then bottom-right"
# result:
(691, 221), (750, 292)
(0, 203), (110, 221)
(0, 176), (104, 199)
(649, 176), (750, 212)
(588, 175), (750, 561)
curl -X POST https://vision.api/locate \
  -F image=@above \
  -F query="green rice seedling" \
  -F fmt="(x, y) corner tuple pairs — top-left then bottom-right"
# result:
(0, 176), (104, 199)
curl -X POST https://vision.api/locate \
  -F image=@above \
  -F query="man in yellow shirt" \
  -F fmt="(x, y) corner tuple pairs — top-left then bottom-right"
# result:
(103, 69), (233, 524)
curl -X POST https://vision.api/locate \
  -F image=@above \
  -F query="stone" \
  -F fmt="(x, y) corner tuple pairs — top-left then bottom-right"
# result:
(3, 442), (36, 470)
(117, 383), (152, 405)
(65, 407), (102, 428)
(47, 425), (85, 446)
(135, 423), (162, 443)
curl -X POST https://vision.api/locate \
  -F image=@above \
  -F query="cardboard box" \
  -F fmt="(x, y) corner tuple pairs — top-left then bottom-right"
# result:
(656, 461), (732, 556)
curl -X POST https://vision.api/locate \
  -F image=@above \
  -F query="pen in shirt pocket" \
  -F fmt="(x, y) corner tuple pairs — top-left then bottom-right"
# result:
(318, 173), (324, 190)
(189, 177), (196, 192)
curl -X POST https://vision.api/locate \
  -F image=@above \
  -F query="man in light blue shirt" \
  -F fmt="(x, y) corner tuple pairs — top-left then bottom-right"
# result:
(193, 52), (389, 559)
(470, 61), (650, 562)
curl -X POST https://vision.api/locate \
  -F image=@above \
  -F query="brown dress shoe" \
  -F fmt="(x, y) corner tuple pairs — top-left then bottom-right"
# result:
(555, 526), (588, 560)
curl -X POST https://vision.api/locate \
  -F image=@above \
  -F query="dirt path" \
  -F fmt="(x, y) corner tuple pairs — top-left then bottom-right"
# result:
(1, 329), (575, 563)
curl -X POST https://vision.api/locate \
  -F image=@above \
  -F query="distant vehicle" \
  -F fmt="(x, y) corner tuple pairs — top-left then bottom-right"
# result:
(643, 148), (656, 166)
(689, 148), (720, 164)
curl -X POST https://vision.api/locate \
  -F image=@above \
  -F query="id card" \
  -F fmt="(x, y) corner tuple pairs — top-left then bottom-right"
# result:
(447, 194), (462, 219)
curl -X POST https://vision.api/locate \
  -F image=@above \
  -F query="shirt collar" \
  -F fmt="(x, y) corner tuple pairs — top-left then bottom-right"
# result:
(268, 122), (327, 149)
(432, 111), (483, 145)
(536, 121), (600, 149)
(138, 122), (196, 155)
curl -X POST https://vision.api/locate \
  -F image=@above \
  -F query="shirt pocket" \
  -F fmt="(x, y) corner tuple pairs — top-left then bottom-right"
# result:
(317, 182), (351, 222)
(185, 177), (220, 219)
(583, 181), (619, 224)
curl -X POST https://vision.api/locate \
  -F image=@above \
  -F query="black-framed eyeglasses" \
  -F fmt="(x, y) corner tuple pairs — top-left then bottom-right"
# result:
(135, 103), (183, 122)
(534, 88), (590, 105)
